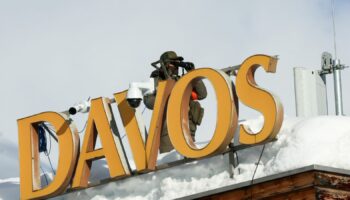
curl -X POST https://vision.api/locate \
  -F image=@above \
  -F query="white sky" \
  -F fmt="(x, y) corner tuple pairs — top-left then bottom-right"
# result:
(0, 0), (350, 178)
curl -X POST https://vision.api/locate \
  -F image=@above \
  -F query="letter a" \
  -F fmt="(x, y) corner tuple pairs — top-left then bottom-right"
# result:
(72, 97), (130, 188)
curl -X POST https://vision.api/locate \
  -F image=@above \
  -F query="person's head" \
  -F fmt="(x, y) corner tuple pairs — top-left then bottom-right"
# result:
(159, 51), (183, 75)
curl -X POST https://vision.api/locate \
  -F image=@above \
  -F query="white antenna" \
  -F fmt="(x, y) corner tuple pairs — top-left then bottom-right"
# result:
(330, 0), (344, 115)
(294, 67), (328, 117)
(331, 0), (338, 59)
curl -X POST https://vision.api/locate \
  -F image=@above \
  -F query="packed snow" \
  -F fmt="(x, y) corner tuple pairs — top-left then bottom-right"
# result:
(1, 116), (350, 200)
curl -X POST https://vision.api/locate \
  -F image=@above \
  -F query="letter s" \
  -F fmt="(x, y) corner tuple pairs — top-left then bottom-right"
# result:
(236, 55), (284, 144)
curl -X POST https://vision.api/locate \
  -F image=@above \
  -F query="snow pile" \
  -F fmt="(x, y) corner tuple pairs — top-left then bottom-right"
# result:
(0, 132), (19, 179)
(0, 177), (19, 200)
(233, 116), (350, 182)
(0, 173), (54, 200)
(263, 116), (350, 173)
(2, 116), (350, 200)
(54, 154), (232, 200)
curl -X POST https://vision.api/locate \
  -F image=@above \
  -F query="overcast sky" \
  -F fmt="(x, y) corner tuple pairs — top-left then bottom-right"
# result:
(0, 0), (350, 179)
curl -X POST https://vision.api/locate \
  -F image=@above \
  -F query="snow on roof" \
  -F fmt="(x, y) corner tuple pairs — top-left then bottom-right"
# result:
(1, 116), (350, 200)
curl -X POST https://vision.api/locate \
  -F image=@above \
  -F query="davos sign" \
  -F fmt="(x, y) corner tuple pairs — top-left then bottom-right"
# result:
(17, 55), (284, 199)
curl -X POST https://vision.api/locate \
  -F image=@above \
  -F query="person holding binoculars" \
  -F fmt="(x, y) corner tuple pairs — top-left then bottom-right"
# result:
(144, 51), (207, 153)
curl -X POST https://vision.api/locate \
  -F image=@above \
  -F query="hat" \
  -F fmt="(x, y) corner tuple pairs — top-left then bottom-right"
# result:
(160, 51), (183, 63)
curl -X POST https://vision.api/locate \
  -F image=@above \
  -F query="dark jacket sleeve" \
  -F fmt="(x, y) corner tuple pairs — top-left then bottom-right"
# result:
(193, 80), (207, 100)
(143, 70), (159, 110)
(143, 93), (156, 110)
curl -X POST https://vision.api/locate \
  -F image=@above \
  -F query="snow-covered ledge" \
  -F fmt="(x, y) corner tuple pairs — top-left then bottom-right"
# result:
(51, 116), (350, 200)
(2, 116), (350, 200)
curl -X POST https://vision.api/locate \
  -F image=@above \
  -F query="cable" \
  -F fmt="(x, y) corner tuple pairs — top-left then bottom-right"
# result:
(44, 152), (56, 175)
(251, 144), (265, 182)
(43, 152), (55, 175)
(47, 126), (55, 134)
(42, 123), (58, 142)
(45, 154), (56, 175)
(78, 121), (88, 134)
(40, 166), (49, 186)
(235, 151), (240, 170)
(44, 148), (56, 175)
(250, 144), (266, 200)
(41, 124), (56, 175)
(44, 122), (55, 132)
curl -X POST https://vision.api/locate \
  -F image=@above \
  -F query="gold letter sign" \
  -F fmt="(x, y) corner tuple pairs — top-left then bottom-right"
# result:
(72, 97), (130, 188)
(236, 55), (284, 144)
(167, 68), (238, 158)
(17, 54), (284, 199)
(17, 112), (79, 200)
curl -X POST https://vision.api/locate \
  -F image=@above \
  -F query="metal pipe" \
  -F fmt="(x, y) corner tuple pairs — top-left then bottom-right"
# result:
(221, 65), (241, 76)
(333, 59), (344, 115)
(320, 72), (329, 115)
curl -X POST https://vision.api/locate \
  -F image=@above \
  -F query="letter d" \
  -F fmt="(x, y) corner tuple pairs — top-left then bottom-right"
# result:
(17, 112), (79, 200)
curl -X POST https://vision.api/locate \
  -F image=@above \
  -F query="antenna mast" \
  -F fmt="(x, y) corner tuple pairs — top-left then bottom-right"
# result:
(331, 0), (344, 115)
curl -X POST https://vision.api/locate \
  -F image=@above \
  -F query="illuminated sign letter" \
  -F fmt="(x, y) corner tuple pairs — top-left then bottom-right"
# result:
(114, 90), (147, 171)
(236, 55), (284, 144)
(167, 68), (237, 158)
(114, 80), (176, 171)
(17, 112), (79, 200)
(72, 97), (130, 188)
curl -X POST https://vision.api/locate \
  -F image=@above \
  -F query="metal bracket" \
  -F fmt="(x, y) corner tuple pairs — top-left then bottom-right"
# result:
(221, 65), (241, 76)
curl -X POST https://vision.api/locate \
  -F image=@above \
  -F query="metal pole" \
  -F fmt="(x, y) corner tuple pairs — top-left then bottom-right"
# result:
(320, 72), (329, 115)
(333, 59), (344, 115)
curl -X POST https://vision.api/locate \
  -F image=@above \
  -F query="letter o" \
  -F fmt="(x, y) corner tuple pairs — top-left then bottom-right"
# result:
(167, 68), (237, 158)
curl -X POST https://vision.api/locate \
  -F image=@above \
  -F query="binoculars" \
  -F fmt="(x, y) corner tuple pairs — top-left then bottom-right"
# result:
(172, 61), (195, 71)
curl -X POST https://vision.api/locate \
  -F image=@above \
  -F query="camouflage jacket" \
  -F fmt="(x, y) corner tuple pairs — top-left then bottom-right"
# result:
(143, 69), (207, 110)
